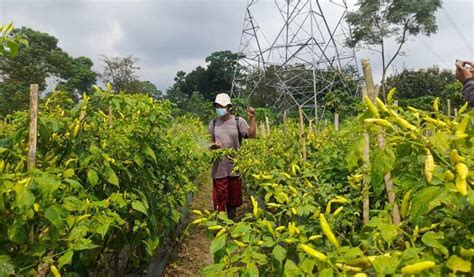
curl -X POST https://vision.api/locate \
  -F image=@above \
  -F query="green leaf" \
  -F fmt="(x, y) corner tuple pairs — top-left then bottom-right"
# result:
(246, 262), (259, 277)
(63, 168), (75, 178)
(421, 231), (449, 257)
(14, 182), (35, 210)
(105, 167), (119, 186)
(446, 255), (471, 273)
(87, 169), (99, 186)
(58, 250), (74, 269)
(272, 244), (286, 264)
(377, 223), (398, 245)
(318, 268), (334, 277)
(0, 255), (15, 276)
(34, 175), (61, 196)
(62, 196), (82, 212)
(371, 147), (395, 187)
(131, 201), (148, 216)
(410, 187), (443, 224)
(96, 221), (111, 239)
(144, 144), (157, 163)
(283, 259), (300, 276)
(372, 255), (399, 275)
(346, 136), (365, 170)
(45, 205), (63, 228)
(7, 220), (26, 243)
(72, 238), (98, 251)
(210, 234), (226, 256)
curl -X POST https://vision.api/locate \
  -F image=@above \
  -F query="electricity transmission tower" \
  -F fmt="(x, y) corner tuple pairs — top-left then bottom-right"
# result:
(231, 0), (359, 120)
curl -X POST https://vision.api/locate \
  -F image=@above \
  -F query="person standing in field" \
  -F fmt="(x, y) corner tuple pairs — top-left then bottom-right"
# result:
(456, 60), (474, 107)
(208, 93), (257, 219)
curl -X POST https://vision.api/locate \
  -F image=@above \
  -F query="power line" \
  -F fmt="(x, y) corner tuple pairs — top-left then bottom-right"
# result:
(416, 36), (447, 64)
(442, 9), (474, 52)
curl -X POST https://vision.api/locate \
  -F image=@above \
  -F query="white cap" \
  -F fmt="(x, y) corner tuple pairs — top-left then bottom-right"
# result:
(214, 93), (232, 107)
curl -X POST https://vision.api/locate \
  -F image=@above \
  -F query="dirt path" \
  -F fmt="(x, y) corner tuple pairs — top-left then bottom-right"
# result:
(163, 175), (214, 276)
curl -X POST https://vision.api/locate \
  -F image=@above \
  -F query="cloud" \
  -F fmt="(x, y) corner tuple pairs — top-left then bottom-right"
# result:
(1, 0), (473, 90)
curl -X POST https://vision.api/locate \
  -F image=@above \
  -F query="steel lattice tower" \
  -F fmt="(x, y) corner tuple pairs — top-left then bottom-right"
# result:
(231, 0), (359, 120)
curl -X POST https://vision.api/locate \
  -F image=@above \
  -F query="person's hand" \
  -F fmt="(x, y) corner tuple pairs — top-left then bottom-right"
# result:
(211, 141), (223, 149)
(247, 106), (256, 118)
(456, 62), (473, 83)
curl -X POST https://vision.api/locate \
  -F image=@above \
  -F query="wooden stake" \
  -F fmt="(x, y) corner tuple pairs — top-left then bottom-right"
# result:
(28, 84), (39, 171)
(361, 59), (401, 226)
(265, 116), (270, 135)
(361, 86), (371, 225)
(334, 113), (339, 131)
(299, 107), (307, 160)
(454, 108), (458, 117)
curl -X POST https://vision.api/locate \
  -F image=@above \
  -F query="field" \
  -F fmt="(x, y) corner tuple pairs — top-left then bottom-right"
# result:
(1, 85), (473, 276)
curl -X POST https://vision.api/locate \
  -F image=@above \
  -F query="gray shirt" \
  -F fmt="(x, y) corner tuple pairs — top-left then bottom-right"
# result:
(463, 78), (474, 107)
(208, 115), (249, 179)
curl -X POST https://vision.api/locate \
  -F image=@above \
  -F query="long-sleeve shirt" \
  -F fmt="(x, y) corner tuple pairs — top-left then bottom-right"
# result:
(463, 77), (474, 107)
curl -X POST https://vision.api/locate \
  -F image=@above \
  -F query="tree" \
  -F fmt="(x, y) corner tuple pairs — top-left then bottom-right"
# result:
(0, 27), (96, 115)
(166, 51), (241, 101)
(123, 80), (162, 99)
(386, 67), (464, 110)
(55, 56), (98, 98)
(346, 0), (442, 96)
(100, 55), (140, 92)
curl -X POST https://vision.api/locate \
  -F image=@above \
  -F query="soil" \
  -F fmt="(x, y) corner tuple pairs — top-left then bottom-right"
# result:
(163, 177), (252, 276)
(162, 175), (214, 276)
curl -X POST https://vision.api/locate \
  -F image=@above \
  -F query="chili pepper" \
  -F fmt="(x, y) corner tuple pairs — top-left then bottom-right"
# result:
(320, 213), (340, 248)
(364, 96), (380, 118)
(401, 261), (435, 274)
(299, 244), (327, 262)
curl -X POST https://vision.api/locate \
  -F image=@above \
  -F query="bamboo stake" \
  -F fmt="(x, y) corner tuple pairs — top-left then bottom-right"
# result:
(265, 116), (270, 136)
(298, 107), (307, 160)
(454, 108), (458, 117)
(334, 113), (339, 131)
(362, 59), (401, 226)
(361, 86), (371, 225)
(28, 84), (39, 171)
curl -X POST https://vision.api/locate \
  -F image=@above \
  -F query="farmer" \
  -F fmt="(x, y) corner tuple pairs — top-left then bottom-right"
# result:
(456, 60), (474, 107)
(208, 93), (256, 219)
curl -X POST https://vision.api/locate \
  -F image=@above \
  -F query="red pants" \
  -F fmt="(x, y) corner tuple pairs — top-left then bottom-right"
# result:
(212, 177), (243, 212)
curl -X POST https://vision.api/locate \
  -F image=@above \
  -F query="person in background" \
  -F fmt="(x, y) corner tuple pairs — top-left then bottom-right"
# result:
(208, 93), (257, 220)
(456, 60), (474, 107)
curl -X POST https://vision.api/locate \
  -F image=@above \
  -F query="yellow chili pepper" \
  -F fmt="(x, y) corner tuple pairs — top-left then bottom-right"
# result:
(376, 97), (389, 113)
(424, 149), (435, 183)
(450, 150), (466, 164)
(401, 261), (435, 274)
(364, 96), (380, 118)
(319, 213), (340, 249)
(400, 190), (411, 219)
(299, 244), (327, 262)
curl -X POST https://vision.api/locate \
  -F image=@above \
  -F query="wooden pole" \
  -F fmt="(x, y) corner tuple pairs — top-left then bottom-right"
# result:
(447, 99), (452, 117)
(334, 113), (339, 131)
(265, 116), (270, 136)
(28, 84), (39, 171)
(298, 107), (307, 161)
(361, 59), (401, 226)
(454, 108), (458, 117)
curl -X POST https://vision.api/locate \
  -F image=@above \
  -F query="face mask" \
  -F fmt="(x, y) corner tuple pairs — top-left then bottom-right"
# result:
(216, 108), (228, 117)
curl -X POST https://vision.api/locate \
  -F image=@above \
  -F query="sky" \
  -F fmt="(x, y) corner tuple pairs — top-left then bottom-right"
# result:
(1, 0), (473, 92)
